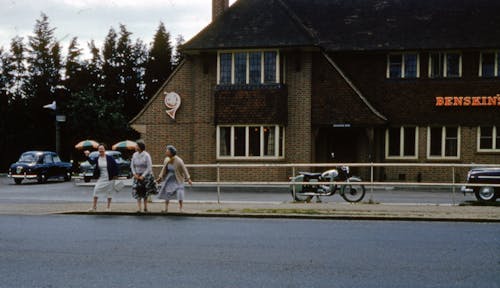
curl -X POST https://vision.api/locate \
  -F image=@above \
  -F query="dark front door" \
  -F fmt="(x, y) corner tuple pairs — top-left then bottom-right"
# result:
(315, 127), (370, 164)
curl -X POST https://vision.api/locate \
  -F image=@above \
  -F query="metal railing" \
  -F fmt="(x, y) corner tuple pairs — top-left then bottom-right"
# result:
(151, 162), (500, 206)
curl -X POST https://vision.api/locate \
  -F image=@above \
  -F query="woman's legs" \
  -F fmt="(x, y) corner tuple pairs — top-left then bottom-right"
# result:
(179, 200), (183, 212)
(89, 196), (98, 211)
(107, 197), (112, 209)
(163, 200), (169, 212)
(136, 199), (142, 212)
(143, 198), (148, 212)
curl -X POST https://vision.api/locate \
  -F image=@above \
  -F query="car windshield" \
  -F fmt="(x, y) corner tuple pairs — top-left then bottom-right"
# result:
(18, 153), (39, 163)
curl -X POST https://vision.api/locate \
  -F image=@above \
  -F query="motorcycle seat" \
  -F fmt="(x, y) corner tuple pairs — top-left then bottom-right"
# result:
(299, 172), (322, 178)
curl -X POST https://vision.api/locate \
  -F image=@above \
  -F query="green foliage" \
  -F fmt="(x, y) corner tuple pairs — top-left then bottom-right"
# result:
(0, 13), (179, 171)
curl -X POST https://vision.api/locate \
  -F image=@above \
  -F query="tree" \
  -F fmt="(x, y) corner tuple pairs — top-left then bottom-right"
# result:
(144, 22), (173, 102)
(172, 34), (185, 68)
(26, 13), (63, 151)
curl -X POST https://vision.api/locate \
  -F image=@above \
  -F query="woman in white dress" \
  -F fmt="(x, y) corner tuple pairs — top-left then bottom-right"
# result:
(84, 144), (119, 212)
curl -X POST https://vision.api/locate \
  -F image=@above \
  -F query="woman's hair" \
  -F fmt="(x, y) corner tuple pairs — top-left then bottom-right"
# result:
(136, 140), (146, 151)
(166, 145), (177, 156)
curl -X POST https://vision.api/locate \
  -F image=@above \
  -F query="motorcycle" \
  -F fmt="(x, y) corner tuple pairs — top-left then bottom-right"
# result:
(289, 154), (366, 203)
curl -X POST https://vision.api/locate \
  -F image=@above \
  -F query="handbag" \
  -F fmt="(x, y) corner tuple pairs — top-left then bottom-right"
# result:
(113, 179), (125, 192)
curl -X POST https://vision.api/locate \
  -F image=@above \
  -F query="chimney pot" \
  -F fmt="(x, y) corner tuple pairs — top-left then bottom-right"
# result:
(212, 0), (229, 21)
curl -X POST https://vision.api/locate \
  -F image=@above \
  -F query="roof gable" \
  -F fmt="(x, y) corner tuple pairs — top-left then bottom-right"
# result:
(182, 0), (314, 51)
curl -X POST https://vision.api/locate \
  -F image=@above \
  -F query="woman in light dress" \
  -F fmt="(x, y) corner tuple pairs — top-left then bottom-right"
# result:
(156, 145), (192, 212)
(130, 140), (156, 213)
(84, 144), (118, 212)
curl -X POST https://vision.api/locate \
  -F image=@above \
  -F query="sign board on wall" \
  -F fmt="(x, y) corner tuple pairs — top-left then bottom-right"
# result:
(435, 95), (500, 106)
(164, 92), (181, 119)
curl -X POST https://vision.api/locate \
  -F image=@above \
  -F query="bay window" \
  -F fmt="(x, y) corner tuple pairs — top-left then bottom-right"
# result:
(217, 125), (285, 158)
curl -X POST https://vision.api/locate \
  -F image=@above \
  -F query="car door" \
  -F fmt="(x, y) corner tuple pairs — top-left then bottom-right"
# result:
(43, 153), (55, 179)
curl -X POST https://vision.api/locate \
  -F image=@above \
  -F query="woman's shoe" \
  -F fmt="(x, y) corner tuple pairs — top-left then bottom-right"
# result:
(87, 207), (96, 213)
(143, 209), (148, 213)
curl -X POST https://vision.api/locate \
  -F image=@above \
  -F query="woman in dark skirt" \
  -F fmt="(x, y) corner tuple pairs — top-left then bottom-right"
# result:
(131, 140), (156, 213)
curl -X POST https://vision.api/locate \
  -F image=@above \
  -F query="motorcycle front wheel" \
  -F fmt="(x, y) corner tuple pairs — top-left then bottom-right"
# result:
(340, 183), (366, 203)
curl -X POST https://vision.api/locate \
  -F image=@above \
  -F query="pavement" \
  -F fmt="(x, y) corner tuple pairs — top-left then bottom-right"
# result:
(1, 175), (498, 222)
(0, 198), (499, 222)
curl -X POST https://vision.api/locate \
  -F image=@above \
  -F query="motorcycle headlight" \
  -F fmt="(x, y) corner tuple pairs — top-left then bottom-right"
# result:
(342, 166), (350, 174)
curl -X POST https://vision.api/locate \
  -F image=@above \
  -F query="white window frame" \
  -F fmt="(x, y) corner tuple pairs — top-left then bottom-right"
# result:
(477, 126), (500, 152)
(428, 51), (462, 78)
(386, 53), (420, 79)
(478, 51), (499, 77)
(426, 126), (461, 160)
(385, 126), (419, 159)
(216, 125), (285, 159)
(217, 49), (280, 85)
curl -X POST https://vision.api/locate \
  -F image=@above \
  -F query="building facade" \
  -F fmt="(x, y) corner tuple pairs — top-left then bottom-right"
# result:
(130, 0), (500, 182)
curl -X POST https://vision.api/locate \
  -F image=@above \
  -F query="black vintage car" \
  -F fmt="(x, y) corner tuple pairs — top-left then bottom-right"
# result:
(462, 167), (500, 202)
(79, 151), (131, 182)
(8, 151), (73, 184)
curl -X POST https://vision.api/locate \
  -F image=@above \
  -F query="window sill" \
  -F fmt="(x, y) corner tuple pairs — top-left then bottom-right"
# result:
(216, 157), (286, 161)
(385, 156), (419, 161)
(476, 150), (500, 154)
(215, 83), (284, 91)
(426, 157), (461, 161)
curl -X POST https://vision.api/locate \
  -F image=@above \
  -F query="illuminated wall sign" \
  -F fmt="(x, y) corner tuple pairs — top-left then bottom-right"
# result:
(164, 92), (181, 119)
(435, 95), (500, 106)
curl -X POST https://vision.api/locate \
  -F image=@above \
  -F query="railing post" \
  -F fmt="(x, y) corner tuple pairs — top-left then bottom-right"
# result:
(452, 166), (456, 205)
(292, 166), (296, 202)
(370, 163), (374, 202)
(216, 164), (221, 208)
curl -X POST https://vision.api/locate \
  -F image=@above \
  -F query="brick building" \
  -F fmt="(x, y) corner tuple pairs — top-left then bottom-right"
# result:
(130, 0), (500, 182)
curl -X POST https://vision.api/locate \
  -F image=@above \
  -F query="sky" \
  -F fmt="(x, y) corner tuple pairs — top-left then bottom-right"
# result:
(0, 0), (236, 55)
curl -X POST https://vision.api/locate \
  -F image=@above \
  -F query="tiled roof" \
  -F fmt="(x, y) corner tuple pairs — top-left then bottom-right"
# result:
(182, 0), (313, 51)
(183, 0), (500, 51)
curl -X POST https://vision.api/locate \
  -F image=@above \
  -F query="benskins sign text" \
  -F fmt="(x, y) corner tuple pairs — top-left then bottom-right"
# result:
(435, 95), (500, 106)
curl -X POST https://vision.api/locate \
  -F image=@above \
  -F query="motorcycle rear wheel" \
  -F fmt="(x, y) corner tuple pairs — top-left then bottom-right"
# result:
(291, 191), (313, 202)
(341, 184), (366, 202)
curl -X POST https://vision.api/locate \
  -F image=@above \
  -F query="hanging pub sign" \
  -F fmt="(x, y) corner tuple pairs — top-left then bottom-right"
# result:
(435, 95), (500, 106)
(164, 92), (181, 119)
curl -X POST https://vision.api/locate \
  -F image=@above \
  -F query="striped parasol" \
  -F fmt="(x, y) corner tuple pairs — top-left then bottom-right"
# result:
(112, 140), (137, 151)
(75, 139), (99, 150)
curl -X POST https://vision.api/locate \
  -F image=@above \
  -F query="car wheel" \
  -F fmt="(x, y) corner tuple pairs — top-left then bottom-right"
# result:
(64, 172), (72, 182)
(84, 176), (91, 183)
(474, 186), (496, 202)
(37, 174), (47, 184)
(14, 178), (22, 185)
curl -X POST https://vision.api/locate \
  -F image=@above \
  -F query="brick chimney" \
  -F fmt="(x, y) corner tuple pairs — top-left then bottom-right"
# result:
(212, 0), (229, 21)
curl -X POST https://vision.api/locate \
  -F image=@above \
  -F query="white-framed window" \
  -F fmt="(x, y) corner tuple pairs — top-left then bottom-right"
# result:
(217, 125), (285, 159)
(385, 126), (418, 159)
(386, 53), (419, 79)
(429, 52), (462, 78)
(427, 126), (460, 159)
(217, 50), (280, 85)
(477, 126), (500, 151)
(479, 51), (500, 77)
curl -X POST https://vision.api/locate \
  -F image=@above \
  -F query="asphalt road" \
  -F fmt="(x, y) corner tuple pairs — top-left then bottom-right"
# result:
(0, 176), (477, 205)
(0, 215), (498, 288)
